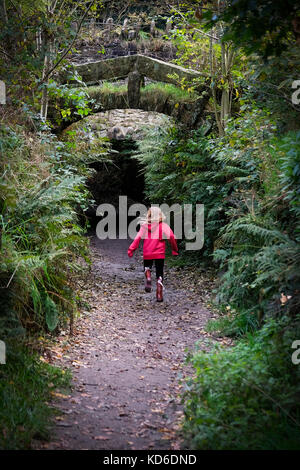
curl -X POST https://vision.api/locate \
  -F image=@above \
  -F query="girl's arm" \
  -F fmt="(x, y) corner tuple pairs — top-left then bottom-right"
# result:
(170, 229), (179, 255)
(163, 224), (178, 255)
(128, 224), (146, 257)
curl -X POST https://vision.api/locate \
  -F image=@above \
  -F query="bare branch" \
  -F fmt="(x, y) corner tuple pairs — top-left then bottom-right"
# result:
(167, 4), (219, 41)
(42, 0), (96, 82)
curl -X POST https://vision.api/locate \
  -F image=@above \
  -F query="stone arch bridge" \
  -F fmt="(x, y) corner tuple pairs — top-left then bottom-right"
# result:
(71, 54), (209, 111)
(62, 56), (211, 215)
(62, 55), (211, 142)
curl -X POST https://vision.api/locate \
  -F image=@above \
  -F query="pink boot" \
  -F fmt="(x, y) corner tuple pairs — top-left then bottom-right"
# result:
(144, 267), (152, 292)
(156, 276), (163, 302)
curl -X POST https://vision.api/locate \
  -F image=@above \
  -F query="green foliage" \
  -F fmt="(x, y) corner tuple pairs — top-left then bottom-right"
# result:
(0, 112), (106, 449)
(139, 30), (151, 41)
(212, 128), (300, 332)
(202, 0), (300, 58)
(98, 82), (128, 94)
(44, 296), (59, 332)
(0, 0), (98, 121)
(142, 82), (198, 102)
(279, 131), (300, 233)
(0, 342), (70, 449)
(182, 316), (300, 449)
(230, 45), (300, 131)
(0, 117), (107, 334)
(47, 79), (92, 125)
(153, 3), (300, 451)
(76, 82), (129, 111)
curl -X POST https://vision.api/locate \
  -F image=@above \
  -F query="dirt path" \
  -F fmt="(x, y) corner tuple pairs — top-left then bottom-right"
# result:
(38, 237), (220, 450)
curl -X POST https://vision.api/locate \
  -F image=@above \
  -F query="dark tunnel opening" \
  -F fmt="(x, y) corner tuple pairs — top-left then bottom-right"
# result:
(84, 138), (147, 232)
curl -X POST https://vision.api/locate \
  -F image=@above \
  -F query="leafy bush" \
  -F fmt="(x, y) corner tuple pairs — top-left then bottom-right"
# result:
(47, 78), (92, 125)
(182, 316), (300, 450)
(0, 342), (70, 449)
(0, 119), (107, 335)
(212, 129), (300, 333)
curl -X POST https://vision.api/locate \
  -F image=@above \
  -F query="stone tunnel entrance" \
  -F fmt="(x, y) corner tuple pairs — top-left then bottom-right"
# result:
(62, 109), (174, 231)
(87, 137), (145, 229)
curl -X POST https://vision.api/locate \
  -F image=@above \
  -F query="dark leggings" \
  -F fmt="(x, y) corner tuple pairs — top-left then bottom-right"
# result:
(144, 259), (164, 280)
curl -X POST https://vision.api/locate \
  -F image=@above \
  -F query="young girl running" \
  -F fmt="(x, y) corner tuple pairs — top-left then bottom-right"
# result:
(127, 207), (178, 302)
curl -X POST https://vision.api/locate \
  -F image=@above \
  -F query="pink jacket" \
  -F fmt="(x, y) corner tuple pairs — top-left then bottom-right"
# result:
(128, 222), (178, 260)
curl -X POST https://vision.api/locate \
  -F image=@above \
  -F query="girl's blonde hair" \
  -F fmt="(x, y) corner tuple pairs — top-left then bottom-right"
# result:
(146, 206), (166, 223)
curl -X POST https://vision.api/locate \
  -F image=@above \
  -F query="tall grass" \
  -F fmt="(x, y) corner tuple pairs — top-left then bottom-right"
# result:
(142, 82), (198, 101)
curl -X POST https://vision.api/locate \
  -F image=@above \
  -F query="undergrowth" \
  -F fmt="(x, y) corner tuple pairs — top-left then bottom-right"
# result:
(182, 316), (300, 450)
(0, 341), (71, 449)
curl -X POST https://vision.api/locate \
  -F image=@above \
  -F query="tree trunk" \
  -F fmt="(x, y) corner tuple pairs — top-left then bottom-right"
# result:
(40, 52), (50, 121)
(0, 0), (8, 24)
(40, 33), (54, 121)
(210, 34), (224, 136)
(221, 88), (230, 127)
(219, 42), (236, 134)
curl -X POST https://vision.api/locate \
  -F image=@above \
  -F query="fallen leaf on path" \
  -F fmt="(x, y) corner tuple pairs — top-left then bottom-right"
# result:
(50, 392), (70, 399)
